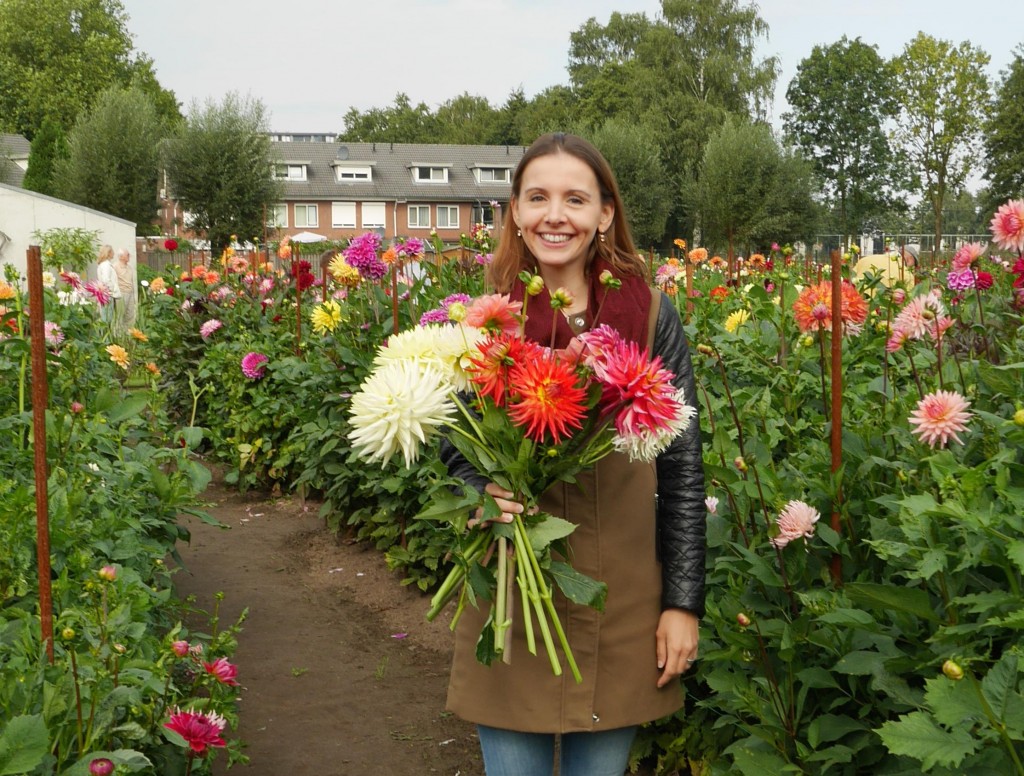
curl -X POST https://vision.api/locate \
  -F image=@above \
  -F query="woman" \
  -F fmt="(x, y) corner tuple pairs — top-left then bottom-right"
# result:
(95, 244), (121, 324)
(442, 133), (706, 776)
(113, 248), (136, 328)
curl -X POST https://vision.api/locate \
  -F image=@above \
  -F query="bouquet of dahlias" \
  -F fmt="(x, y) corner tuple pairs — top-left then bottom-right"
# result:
(347, 282), (695, 681)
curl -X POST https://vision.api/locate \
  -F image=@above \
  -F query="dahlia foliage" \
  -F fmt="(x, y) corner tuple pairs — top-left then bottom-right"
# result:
(347, 282), (695, 680)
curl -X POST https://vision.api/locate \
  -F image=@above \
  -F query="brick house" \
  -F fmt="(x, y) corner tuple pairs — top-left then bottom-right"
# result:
(265, 140), (526, 246)
(0, 133), (31, 187)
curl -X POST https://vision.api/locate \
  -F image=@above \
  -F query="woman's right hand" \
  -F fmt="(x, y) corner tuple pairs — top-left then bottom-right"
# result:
(468, 483), (525, 526)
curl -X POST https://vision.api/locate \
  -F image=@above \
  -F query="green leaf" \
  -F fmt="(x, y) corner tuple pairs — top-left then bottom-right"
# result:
(1007, 541), (1024, 576)
(106, 392), (149, 423)
(548, 561), (607, 611)
(835, 650), (887, 675)
(981, 654), (1024, 734)
(844, 582), (939, 622)
(876, 712), (977, 771)
(924, 676), (985, 728)
(723, 738), (796, 775)
(817, 608), (877, 628)
(0, 714), (48, 776)
(807, 714), (868, 748)
(65, 750), (153, 775)
(526, 514), (577, 552)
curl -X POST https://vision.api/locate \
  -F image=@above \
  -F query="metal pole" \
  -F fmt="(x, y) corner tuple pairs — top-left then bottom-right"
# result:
(829, 249), (843, 585)
(27, 246), (54, 662)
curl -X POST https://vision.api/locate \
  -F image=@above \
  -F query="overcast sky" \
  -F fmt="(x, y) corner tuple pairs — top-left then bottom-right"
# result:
(121, 0), (1022, 133)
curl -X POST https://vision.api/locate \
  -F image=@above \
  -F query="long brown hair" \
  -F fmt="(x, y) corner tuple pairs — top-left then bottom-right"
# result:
(489, 132), (647, 291)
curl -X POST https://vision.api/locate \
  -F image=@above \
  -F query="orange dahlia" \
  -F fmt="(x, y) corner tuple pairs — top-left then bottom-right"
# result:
(710, 286), (730, 303)
(708, 255), (726, 270)
(792, 282), (832, 332)
(748, 253), (767, 270)
(687, 247), (708, 264)
(507, 356), (587, 444)
(464, 293), (522, 335)
(468, 333), (544, 407)
(839, 281), (868, 328)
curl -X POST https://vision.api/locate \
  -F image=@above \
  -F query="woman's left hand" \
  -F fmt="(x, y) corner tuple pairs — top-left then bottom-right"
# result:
(655, 608), (700, 688)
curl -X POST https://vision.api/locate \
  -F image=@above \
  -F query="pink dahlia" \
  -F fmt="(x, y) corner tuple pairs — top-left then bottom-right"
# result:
(598, 339), (682, 437)
(60, 271), (83, 290)
(946, 268), (976, 291)
(909, 390), (972, 448)
(202, 656), (239, 686)
(771, 500), (820, 548)
(88, 759), (114, 776)
(975, 271), (994, 290)
(344, 232), (387, 281)
(164, 708), (227, 754)
(199, 319), (223, 340)
(951, 242), (985, 271)
(892, 290), (946, 340)
(240, 352), (268, 380)
(171, 640), (190, 658)
(990, 199), (1024, 253)
(83, 281), (111, 306)
(464, 293), (522, 335)
(44, 321), (64, 347)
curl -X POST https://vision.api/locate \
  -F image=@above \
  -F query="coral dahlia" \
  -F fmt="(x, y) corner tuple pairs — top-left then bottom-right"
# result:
(990, 199), (1024, 253)
(909, 389), (972, 448)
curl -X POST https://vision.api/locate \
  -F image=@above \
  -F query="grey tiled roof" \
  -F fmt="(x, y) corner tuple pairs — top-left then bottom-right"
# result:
(272, 141), (526, 203)
(0, 133), (29, 187)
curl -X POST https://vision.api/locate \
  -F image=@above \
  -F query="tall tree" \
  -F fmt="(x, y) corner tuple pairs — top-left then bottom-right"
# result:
(54, 86), (165, 231)
(339, 93), (439, 143)
(981, 45), (1024, 216)
(22, 119), (68, 196)
(687, 118), (817, 257)
(434, 93), (501, 145)
(588, 119), (671, 248)
(0, 0), (134, 137)
(509, 86), (579, 146)
(783, 37), (898, 246)
(162, 94), (281, 256)
(568, 0), (778, 242)
(891, 33), (990, 252)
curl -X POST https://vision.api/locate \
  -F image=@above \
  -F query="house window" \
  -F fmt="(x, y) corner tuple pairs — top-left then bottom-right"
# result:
(335, 166), (372, 182)
(267, 204), (288, 228)
(332, 202), (356, 228)
(294, 204), (318, 228)
(275, 164), (307, 181)
(476, 167), (510, 183)
(436, 205), (459, 229)
(471, 204), (496, 228)
(361, 202), (385, 229)
(408, 205), (430, 229)
(414, 166), (447, 183)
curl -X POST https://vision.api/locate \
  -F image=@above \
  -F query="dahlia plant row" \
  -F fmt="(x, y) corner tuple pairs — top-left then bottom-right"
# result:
(0, 248), (244, 774)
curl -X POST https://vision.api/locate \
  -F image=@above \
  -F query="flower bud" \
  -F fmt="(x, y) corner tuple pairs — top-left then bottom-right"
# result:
(446, 302), (467, 323)
(696, 343), (714, 357)
(1013, 409), (1024, 427)
(599, 270), (622, 290)
(942, 660), (964, 680)
(802, 335), (814, 348)
(89, 759), (114, 776)
(736, 613), (751, 628)
(61, 627), (76, 640)
(526, 275), (545, 296)
(113, 643), (126, 654)
(734, 456), (748, 473)
(550, 287), (574, 310)
(71, 401), (84, 414)
(98, 565), (117, 582)
(171, 640), (190, 657)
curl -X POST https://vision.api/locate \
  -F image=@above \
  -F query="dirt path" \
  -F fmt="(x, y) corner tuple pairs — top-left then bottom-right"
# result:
(171, 478), (484, 775)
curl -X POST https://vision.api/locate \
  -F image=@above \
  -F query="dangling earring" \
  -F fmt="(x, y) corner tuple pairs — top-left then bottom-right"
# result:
(599, 231), (606, 243)
(517, 228), (522, 238)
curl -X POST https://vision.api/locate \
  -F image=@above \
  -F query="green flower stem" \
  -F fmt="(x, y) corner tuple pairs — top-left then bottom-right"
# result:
(426, 531), (490, 622)
(516, 559), (536, 655)
(494, 536), (512, 657)
(511, 517), (563, 677)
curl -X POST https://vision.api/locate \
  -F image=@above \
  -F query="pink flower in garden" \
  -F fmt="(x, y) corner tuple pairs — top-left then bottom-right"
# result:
(164, 708), (227, 754)
(990, 199), (1024, 253)
(886, 328), (910, 353)
(171, 640), (190, 657)
(44, 321), (64, 347)
(344, 232), (387, 281)
(88, 759), (114, 776)
(975, 271), (994, 290)
(60, 271), (82, 290)
(71, 401), (84, 414)
(464, 293), (522, 335)
(951, 242), (985, 271)
(98, 565), (117, 581)
(597, 338), (683, 437)
(259, 277), (275, 295)
(83, 281), (111, 306)
(202, 656), (240, 686)
(891, 288), (906, 304)
(909, 389), (972, 448)
(240, 352), (268, 380)
(946, 268), (976, 291)
(705, 496), (719, 514)
(892, 290), (946, 341)
(771, 500), (820, 548)
(199, 319), (223, 340)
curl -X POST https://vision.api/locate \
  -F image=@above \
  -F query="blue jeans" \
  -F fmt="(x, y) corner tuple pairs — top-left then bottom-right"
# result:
(477, 724), (637, 776)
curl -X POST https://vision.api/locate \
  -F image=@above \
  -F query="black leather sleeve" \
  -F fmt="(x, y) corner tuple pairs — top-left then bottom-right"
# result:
(652, 292), (707, 617)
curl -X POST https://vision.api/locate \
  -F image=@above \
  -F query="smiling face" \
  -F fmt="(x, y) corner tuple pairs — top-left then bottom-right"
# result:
(512, 151), (614, 281)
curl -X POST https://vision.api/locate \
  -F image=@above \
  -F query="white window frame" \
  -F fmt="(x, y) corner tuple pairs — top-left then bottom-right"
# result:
(335, 165), (372, 182)
(331, 202), (356, 228)
(408, 205), (431, 229)
(475, 167), (511, 183)
(361, 202), (386, 229)
(436, 205), (459, 229)
(414, 166), (448, 183)
(294, 203), (318, 228)
(275, 164), (307, 181)
(267, 203), (288, 228)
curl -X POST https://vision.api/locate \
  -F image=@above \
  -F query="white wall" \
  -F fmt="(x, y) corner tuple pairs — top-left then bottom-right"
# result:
(0, 183), (136, 282)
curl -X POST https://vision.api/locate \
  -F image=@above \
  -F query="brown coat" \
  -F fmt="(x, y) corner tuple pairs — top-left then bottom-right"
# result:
(446, 290), (684, 732)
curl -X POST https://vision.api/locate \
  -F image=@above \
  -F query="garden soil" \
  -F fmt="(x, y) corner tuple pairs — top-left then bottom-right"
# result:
(171, 474), (485, 776)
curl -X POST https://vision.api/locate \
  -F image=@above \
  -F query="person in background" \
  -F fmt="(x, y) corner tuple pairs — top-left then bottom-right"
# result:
(901, 243), (920, 268)
(113, 248), (136, 329)
(441, 132), (706, 776)
(95, 244), (121, 324)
